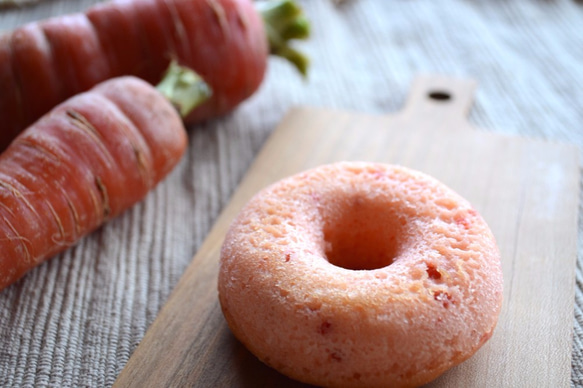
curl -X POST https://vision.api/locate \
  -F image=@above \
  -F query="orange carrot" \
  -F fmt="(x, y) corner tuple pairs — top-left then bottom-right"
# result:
(0, 0), (309, 151)
(0, 75), (189, 291)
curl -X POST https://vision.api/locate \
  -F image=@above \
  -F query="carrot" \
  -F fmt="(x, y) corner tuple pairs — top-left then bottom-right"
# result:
(0, 62), (211, 291)
(0, 0), (309, 152)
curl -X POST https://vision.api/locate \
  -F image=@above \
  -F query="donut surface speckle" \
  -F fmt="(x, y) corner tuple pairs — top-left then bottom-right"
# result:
(218, 161), (503, 388)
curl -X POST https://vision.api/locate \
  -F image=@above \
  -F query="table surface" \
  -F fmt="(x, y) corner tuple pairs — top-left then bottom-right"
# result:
(1, 0), (582, 387)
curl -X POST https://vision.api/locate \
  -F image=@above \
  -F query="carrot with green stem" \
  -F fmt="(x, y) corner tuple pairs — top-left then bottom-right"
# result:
(0, 0), (310, 151)
(0, 63), (210, 291)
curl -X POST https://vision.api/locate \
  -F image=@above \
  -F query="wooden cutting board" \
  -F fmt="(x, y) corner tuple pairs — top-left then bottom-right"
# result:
(114, 76), (580, 387)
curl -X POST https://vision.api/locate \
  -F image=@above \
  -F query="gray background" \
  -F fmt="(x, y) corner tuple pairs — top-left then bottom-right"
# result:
(0, 0), (582, 386)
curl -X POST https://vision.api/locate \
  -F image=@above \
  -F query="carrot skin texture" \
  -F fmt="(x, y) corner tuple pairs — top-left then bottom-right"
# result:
(41, 15), (111, 100)
(10, 25), (62, 129)
(0, 34), (25, 146)
(0, 77), (187, 291)
(0, 0), (268, 150)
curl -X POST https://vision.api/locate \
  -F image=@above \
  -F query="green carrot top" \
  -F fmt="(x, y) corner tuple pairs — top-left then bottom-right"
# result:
(257, 0), (311, 77)
(156, 60), (213, 118)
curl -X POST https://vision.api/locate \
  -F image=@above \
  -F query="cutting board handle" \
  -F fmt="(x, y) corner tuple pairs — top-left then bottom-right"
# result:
(401, 75), (477, 127)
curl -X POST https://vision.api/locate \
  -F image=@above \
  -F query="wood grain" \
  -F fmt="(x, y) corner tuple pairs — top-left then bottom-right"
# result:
(114, 76), (580, 387)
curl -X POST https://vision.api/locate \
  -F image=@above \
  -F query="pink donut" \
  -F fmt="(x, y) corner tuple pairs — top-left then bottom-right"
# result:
(218, 161), (503, 387)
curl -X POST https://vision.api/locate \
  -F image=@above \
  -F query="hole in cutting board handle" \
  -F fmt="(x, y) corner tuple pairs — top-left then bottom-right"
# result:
(405, 76), (476, 120)
(428, 90), (452, 101)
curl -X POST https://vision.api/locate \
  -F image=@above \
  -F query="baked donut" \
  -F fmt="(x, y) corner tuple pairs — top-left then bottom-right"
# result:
(218, 161), (503, 388)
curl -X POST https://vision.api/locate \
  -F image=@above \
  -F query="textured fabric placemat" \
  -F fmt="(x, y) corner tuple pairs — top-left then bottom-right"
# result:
(0, 0), (582, 386)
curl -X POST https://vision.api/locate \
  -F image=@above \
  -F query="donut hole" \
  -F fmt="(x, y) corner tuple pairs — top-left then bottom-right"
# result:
(322, 197), (408, 270)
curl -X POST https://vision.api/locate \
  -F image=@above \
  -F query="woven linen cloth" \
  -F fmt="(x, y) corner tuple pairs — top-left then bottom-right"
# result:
(0, 0), (582, 386)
